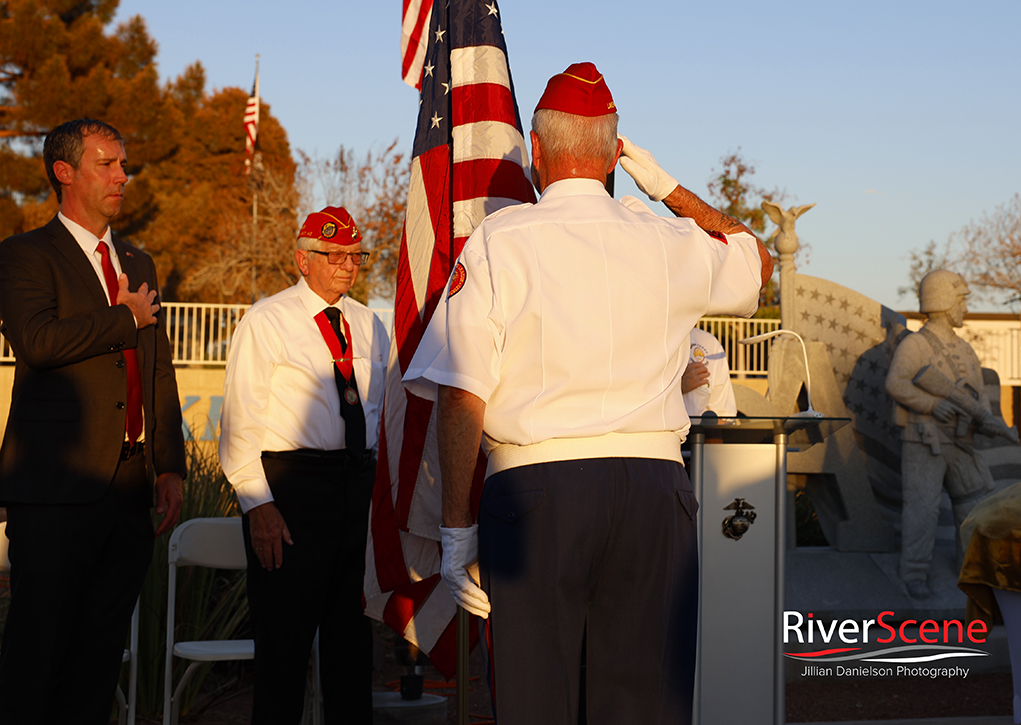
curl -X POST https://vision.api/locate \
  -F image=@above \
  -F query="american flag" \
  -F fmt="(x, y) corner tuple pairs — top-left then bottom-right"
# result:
(243, 60), (259, 173)
(364, 0), (536, 678)
(401, 0), (435, 89)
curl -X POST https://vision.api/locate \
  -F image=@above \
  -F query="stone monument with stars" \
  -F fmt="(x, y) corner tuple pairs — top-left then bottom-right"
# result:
(737, 203), (1020, 588)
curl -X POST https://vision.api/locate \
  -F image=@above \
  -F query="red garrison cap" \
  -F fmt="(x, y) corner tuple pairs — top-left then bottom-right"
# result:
(298, 206), (361, 245)
(534, 62), (616, 116)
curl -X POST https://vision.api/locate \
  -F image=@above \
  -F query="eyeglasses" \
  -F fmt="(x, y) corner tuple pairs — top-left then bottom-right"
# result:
(306, 250), (370, 266)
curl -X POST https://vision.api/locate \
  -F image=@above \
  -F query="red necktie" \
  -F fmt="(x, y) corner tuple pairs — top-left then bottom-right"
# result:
(97, 241), (143, 445)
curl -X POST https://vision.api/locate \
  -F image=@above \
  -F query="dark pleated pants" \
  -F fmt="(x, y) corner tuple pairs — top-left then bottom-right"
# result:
(243, 450), (375, 725)
(0, 451), (153, 725)
(478, 457), (700, 725)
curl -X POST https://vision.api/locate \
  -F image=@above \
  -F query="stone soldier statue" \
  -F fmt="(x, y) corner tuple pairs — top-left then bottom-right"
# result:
(886, 270), (1018, 599)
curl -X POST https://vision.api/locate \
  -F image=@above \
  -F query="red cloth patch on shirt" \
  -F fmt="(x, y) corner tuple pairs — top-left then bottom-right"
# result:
(448, 262), (467, 298)
(706, 230), (728, 245)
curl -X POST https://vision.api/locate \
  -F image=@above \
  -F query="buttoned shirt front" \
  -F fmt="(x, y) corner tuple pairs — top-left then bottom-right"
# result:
(404, 178), (762, 462)
(219, 277), (389, 512)
(58, 212), (123, 297)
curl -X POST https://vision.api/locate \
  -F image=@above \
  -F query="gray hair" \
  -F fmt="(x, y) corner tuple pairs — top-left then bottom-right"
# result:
(531, 109), (618, 168)
(296, 236), (323, 252)
(43, 119), (123, 202)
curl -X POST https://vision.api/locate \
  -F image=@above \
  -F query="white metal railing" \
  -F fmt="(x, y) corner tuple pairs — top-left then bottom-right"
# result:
(0, 311), (773, 371)
(4, 307), (1017, 383)
(695, 317), (780, 378)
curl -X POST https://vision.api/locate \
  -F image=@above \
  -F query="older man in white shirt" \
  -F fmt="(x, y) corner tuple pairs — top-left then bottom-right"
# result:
(404, 63), (772, 725)
(220, 206), (388, 725)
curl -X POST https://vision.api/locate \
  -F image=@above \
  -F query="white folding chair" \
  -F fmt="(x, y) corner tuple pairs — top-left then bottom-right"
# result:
(163, 517), (322, 725)
(163, 517), (253, 725)
(0, 520), (138, 725)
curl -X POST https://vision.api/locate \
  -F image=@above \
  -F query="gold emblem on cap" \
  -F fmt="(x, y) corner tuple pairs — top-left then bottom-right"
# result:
(321, 222), (337, 239)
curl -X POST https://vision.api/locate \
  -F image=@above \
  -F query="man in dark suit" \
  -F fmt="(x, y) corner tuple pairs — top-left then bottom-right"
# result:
(0, 118), (187, 723)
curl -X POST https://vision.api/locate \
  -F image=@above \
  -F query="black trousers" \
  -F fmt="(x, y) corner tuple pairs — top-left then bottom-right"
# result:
(243, 450), (375, 725)
(478, 457), (699, 725)
(0, 452), (153, 725)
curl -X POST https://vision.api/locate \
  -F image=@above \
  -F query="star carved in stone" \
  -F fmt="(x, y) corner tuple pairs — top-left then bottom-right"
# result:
(435, 27), (446, 43)
(430, 112), (443, 129)
(486, 1), (499, 15)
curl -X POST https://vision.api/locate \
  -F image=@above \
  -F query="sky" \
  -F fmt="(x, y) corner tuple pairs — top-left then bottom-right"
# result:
(112, 0), (1021, 312)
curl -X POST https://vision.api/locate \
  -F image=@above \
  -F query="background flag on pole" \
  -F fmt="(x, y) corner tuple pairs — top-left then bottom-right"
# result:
(243, 59), (260, 173)
(401, 0), (435, 89)
(366, 0), (536, 678)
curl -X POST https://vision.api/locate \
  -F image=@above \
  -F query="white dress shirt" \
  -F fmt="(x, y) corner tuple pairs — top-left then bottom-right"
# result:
(682, 328), (737, 417)
(404, 178), (762, 472)
(58, 212), (124, 300)
(219, 277), (389, 512)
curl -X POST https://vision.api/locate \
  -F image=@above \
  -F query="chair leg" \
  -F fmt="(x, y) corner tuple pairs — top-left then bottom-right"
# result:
(171, 661), (203, 725)
(115, 686), (127, 725)
(301, 632), (323, 725)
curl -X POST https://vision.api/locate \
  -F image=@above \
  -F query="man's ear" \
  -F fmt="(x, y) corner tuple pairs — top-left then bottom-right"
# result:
(529, 131), (544, 193)
(294, 249), (309, 276)
(608, 137), (623, 174)
(52, 160), (75, 186)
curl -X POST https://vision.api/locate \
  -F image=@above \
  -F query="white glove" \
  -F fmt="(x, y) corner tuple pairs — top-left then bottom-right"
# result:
(617, 134), (679, 202)
(439, 525), (491, 618)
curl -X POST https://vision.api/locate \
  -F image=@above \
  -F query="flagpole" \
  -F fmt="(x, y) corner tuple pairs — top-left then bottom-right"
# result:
(250, 54), (260, 303)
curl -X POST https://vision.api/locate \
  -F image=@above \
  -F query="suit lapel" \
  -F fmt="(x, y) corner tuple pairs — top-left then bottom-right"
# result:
(44, 216), (109, 310)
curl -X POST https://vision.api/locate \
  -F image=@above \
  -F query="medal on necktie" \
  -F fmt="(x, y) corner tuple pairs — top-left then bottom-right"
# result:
(314, 306), (367, 456)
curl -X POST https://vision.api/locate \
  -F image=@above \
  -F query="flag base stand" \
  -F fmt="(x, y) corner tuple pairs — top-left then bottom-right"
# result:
(372, 692), (447, 723)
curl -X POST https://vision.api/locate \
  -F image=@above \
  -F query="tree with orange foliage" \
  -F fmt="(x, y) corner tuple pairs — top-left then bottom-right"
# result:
(0, 1), (298, 301)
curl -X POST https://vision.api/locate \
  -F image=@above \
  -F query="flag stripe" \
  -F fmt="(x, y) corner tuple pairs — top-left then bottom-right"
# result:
(452, 121), (528, 165)
(453, 158), (536, 204)
(452, 83), (519, 127)
(450, 45), (510, 89)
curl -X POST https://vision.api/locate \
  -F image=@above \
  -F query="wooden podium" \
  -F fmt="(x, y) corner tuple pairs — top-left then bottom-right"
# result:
(688, 416), (849, 725)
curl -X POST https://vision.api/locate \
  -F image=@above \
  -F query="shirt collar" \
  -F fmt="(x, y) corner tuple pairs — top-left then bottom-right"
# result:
(295, 276), (346, 318)
(539, 177), (610, 202)
(58, 211), (113, 256)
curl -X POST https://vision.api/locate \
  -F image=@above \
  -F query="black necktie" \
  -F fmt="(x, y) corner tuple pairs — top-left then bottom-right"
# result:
(323, 307), (366, 457)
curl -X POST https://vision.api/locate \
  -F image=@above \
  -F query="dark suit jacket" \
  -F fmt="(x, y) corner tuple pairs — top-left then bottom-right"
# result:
(0, 216), (187, 504)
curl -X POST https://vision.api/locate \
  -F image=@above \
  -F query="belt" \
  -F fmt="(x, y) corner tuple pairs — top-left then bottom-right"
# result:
(120, 440), (144, 461)
(262, 449), (375, 467)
